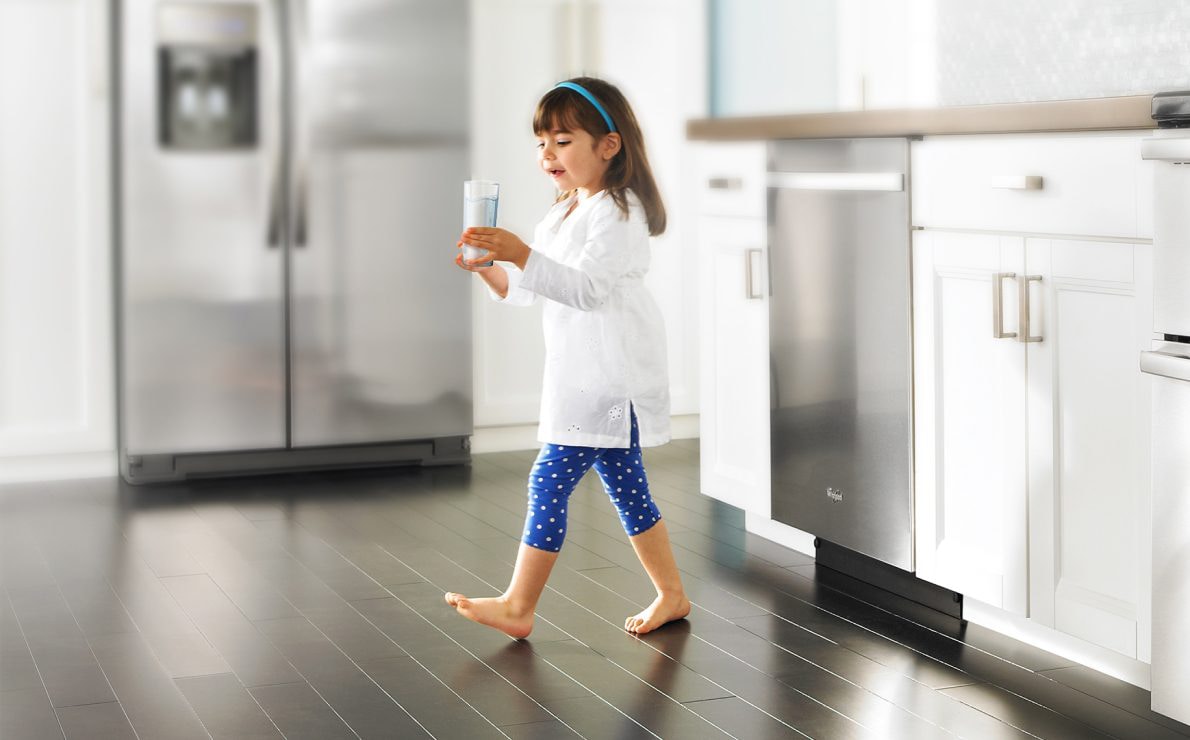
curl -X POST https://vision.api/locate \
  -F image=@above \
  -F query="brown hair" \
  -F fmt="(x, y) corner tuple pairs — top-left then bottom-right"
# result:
(532, 77), (667, 236)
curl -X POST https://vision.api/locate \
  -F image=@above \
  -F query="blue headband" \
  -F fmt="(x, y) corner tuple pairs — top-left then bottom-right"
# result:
(554, 81), (617, 133)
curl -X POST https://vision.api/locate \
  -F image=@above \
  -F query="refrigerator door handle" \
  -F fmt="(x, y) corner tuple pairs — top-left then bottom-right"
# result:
(1019, 274), (1043, 343)
(289, 0), (309, 248)
(294, 164), (308, 247)
(992, 272), (1018, 339)
(1141, 348), (1190, 382)
(266, 158), (283, 247)
(265, 0), (284, 248)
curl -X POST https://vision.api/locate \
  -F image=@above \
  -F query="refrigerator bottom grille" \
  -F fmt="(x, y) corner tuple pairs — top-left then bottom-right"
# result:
(122, 436), (470, 484)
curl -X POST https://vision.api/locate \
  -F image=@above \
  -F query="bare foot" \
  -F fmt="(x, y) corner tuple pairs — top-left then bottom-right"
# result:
(444, 592), (534, 639)
(624, 592), (691, 634)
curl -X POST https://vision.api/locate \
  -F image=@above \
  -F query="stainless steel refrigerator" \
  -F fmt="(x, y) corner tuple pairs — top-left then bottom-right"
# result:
(116, 0), (472, 482)
(767, 138), (914, 570)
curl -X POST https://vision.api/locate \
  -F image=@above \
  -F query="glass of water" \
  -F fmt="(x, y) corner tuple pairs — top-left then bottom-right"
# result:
(462, 180), (499, 267)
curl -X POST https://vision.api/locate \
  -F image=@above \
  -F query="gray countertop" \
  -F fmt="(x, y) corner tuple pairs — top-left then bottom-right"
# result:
(687, 95), (1154, 140)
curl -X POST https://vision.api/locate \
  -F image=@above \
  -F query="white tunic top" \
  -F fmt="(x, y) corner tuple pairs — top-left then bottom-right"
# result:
(494, 189), (670, 448)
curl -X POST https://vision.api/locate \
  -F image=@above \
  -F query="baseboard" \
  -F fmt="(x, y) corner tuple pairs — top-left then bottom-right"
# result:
(471, 414), (700, 454)
(744, 512), (816, 558)
(0, 451), (117, 486)
(964, 597), (1152, 690)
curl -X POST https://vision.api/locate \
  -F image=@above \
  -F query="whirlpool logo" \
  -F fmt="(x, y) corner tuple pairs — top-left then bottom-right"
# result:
(826, 487), (843, 503)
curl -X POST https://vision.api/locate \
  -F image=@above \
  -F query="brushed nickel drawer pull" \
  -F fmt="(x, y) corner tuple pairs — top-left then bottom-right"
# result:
(708, 177), (744, 190)
(991, 175), (1044, 190)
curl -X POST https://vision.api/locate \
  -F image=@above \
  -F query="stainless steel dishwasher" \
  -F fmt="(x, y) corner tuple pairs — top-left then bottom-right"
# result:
(767, 138), (914, 571)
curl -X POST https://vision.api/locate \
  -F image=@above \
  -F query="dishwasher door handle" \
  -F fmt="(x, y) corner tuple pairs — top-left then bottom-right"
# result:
(767, 172), (904, 192)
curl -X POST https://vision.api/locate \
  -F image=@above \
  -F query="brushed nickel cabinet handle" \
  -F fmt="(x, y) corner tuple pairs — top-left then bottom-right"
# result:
(745, 248), (763, 300)
(992, 272), (1018, 339)
(991, 175), (1043, 190)
(708, 177), (744, 190)
(1019, 274), (1043, 343)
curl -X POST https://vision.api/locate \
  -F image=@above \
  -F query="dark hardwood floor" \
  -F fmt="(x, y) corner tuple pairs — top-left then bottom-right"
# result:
(2, 439), (1187, 739)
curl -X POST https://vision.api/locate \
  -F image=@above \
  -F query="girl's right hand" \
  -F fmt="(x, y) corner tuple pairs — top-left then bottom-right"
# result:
(455, 244), (496, 273)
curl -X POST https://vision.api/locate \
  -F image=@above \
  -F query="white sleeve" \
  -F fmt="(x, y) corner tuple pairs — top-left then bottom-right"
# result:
(517, 209), (632, 311)
(489, 261), (538, 307)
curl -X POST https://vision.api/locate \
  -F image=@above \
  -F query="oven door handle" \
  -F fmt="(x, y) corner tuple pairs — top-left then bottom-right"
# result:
(1141, 349), (1190, 383)
(1142, 137), (1190, 163)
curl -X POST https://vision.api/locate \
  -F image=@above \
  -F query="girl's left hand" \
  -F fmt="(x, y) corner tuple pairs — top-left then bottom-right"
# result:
(458, 227), (531, 270)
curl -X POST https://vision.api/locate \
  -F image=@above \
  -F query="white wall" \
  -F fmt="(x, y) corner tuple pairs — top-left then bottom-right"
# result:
(709, 0), (938, 116)
(709, 0), (838, 116)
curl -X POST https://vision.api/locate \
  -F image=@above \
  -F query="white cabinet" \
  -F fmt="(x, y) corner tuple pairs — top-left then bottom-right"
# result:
(695, 142), (771, 516)
(912, 231), (1029, 614)
(0, 0), (114, 482)
(912, 132), (1154, 660)
(1026, 237), (1153, 661)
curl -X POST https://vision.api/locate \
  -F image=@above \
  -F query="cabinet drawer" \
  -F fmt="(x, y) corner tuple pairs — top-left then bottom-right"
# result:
(692, 141), (767, 218)
(912, 133), (1149, 238)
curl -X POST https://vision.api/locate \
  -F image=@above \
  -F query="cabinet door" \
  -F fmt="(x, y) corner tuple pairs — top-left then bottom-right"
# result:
(0, 0), (113, 475)
(1026, 238), (1153, 660)
(698, 216), (771, 516)
(913, 230), (1028, 614)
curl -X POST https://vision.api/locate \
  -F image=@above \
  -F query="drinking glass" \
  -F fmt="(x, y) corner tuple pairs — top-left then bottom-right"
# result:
(462, 180), (499, 267)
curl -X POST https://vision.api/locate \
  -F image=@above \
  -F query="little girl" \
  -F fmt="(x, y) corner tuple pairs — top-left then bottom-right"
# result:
(445, 77), (690, 638)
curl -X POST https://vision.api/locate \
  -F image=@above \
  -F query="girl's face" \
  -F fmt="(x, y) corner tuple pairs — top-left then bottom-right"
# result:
(536, 127), (619, 198)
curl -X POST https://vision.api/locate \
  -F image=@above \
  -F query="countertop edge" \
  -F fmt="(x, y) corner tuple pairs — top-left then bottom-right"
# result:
(687, 95), (1155, 140)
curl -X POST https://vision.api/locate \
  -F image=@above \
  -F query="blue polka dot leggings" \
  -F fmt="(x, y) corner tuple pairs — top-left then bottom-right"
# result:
(522, 412), (662, 552)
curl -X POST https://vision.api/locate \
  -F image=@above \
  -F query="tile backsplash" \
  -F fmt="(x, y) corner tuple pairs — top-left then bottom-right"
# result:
(938, 0), (1190, 105)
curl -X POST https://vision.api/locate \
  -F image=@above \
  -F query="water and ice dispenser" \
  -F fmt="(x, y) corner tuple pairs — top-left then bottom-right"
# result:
(157, 2), (258, 149)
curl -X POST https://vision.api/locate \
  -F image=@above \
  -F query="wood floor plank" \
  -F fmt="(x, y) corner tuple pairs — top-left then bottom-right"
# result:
(0, 688), (64, 740)
(682, 696), (811, 740)
(56, 579), (140, 638)
(1039, 665), (1190, 736)
(55, 701), (137, 740)
(731, 613), (1032, 740)
(537, 694), (656, 739)
(530, 639), (734, 740)
(252, 615), (430, 739)
(6, 585), (116, 708)
(247, 681), (358, 740)
(941, 682), (1115, 740)
(359, 655), (503, 739)
(174, 673), (283, 740)
(540, 555), (948, 738)
(0, 595), (44, 694)
(86, 631), (210, 740)
(160, 574), (303, 688)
